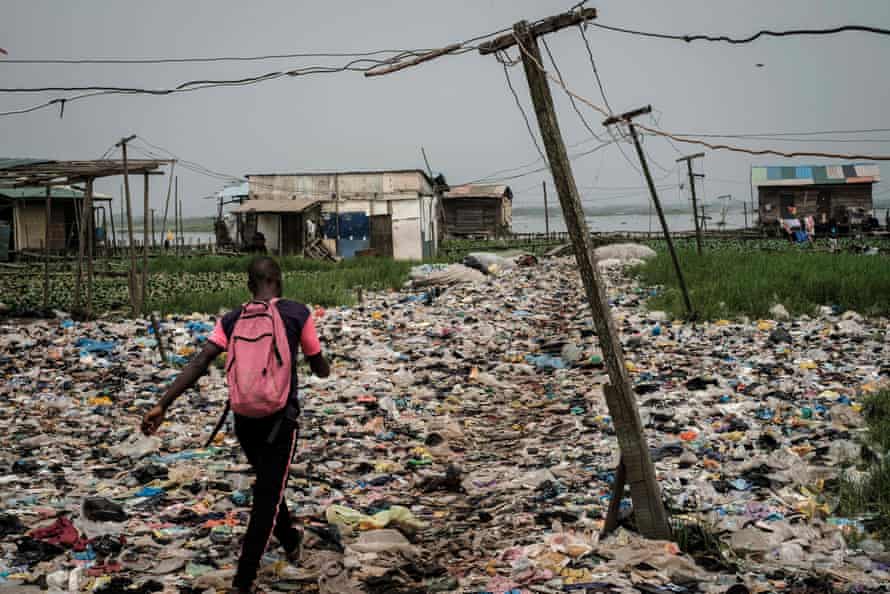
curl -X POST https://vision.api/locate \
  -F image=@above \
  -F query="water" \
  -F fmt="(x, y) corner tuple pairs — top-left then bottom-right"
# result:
(512, 208), (750, 234)
(111, 231), (214, 246)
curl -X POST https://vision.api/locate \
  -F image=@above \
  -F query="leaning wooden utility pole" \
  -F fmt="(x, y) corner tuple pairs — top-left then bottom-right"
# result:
(43, 186), (51, 310)
(84, 178), (95, 317)
(480, 8), (671, 539)
(676, 152), (705, 255)
(542, 180), (550, 237)
(604, 107), (694, 319)
(161, 160), (175, 248)
(117, 135), (141, 316)
(141, 174), (150, 313)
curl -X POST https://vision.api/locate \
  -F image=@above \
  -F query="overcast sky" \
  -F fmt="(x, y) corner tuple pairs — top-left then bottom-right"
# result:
(1, 0), (889, 219)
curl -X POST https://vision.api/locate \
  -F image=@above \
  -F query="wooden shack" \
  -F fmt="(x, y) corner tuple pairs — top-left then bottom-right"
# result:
(246, 170), (439, 260)
(442, 184), (512, 238)
(753, 164), (879, 232)
(0, 185), (111, 255)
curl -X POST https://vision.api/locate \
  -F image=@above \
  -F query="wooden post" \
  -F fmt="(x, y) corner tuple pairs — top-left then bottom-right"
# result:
(601, 457), (627, 538)
(505, 18), (671, 539)
(543, 180), (550, 237)
(142, 174), (150, 311)
(743, 202), (748, 229)
(151, 208), (156, 249)
(150, 313), (167, 362)
(607, 113), (693, 319)
(161, 160), (175, 248)
(85, 178), (95, 318)
(677, 153), (705, 255)
(43, 186), (51, 310)
(118, 136), (140, 316)
(74, 183), (87, 312)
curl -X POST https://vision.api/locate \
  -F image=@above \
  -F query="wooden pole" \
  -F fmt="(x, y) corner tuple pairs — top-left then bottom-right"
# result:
(151, 208), (156, 249)
(509, 20), (671, 539)
(119, 137), (140, 316)
(43, 186), (51, 310)
(743, 202), (748, 229)
(625, 122), (694, 318)
(177, 184), (183, 255)
(74, 180), (89, 312)
(150, 313), (167, 362)
(161, 160), (175, 247)
(85, 179), (95, 318)
(142, 174), (150, 311)
(542, 180), (550, 237)
(676, 154), (705, 255)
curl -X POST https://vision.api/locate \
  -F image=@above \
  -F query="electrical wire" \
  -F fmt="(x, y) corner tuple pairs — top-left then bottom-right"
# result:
(577, 22), (613, 115)
(499, 55), (548, 163)
(458, 138), (618, 186)
(540, 38), (606, 142)
(0, 48), (436, 65)
(591, 23), (890, 44)
(664, 127), (890, 138)
(0, 24), (513, 117)
(510, 35), (890, 161)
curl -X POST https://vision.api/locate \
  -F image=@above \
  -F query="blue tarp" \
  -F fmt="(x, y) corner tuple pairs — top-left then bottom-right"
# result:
(322, 212), (369, 240)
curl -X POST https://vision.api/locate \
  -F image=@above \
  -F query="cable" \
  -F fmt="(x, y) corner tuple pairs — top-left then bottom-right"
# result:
(511, 36), (890, 161)
(540, 37), (606, 143)
(499, 56), (548, 163)
(458, 138), (618, 186)
(646, 133), (890, 144)
(664, 127), (890, 138)
(0, 48), (435, 65)
(577, 22), (613, 114)
(591, 23), (890, 44)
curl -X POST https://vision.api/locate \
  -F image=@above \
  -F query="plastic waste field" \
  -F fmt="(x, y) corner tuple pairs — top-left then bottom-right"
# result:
(0, 255), (888, 593)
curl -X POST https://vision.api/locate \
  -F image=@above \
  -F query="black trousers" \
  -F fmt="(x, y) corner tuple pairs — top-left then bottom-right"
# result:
(232, 412), (299, 588)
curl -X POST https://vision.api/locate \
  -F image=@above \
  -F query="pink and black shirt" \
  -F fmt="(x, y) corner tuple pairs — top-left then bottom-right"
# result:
(208, 300), (321, 408)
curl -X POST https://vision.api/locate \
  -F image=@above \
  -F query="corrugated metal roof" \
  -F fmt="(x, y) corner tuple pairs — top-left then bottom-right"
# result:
(0, 185), (112, 201)
(752, 163), (880, 187)
(216, 181), (248, 200)
(0, 158), (54, 171)
(444, 184), (512, 199)
(234, 198), (319, 213)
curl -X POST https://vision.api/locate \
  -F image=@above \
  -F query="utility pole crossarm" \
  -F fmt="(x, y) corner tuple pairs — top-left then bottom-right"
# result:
(478, 7), (597, 55)
(602, 105), (652, 127)
(675, 152), (705, 163)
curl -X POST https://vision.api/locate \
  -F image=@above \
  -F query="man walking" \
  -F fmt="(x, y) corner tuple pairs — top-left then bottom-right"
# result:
(141, 256), (330, 593)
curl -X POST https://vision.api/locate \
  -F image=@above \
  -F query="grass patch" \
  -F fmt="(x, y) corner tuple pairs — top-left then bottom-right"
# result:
(147, 257), (415, 314)
(835, 390), (890, 544)
(634, 249), (890, 319)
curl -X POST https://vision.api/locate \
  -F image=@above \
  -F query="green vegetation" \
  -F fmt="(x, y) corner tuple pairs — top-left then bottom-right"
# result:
(835, 390), (890, 545)
(1, 255), (416, 315)
(148, 257), (413, 313)
(635, 248), (890, 319)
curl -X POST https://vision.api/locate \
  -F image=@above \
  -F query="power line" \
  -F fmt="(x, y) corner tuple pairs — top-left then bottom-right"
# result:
(458, 138), (618, 185)
(540, 38), (606, 143)
(0, 48), (435, 65)
(664, 127), (890, 138)
(646, 133), (890, 144)
(499, 55), (548, 163)
(510, 37), (890, 161)
(591, 23), (890, 44)
(0, 24), (513, 117)
(577, 22), (613, 115)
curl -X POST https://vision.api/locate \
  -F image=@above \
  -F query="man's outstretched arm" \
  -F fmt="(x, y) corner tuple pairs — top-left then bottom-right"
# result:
(142, 342), (224, 435)
(307, 352), (330, 378)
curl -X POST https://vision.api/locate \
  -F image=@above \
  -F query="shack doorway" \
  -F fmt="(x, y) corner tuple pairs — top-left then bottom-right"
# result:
(370, 214), (393, 257)
(280, 213), (303, 255)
